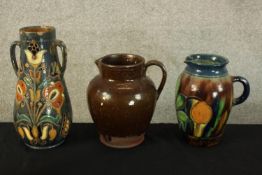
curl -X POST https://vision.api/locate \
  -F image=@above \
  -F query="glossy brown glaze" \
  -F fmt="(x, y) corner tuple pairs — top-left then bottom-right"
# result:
(87, 54), (166, 148)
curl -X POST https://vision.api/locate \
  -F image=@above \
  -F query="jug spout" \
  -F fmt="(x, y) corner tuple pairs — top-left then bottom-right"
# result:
(95, 58), (102, 68)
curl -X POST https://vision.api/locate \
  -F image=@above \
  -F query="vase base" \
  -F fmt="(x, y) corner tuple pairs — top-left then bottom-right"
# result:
(186, 133), (223, 147)
(24, 140), (65, 150)
(99, 133), (145, 149)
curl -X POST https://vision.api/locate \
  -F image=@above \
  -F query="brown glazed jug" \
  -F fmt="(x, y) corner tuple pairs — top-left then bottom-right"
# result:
(87, 54), (167, 148)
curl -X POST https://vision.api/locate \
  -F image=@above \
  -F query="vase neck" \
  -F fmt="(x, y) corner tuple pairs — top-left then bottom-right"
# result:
(17, 26), (60, 70)
(19, 26), (56, 42)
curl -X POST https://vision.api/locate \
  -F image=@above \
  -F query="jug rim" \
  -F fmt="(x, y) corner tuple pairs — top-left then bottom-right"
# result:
(19, 26), (55, 34)
(185, 54), (229, 67)
(99, 53), (145, 68)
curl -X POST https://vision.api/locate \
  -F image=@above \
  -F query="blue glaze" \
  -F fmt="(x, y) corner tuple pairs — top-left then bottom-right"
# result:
(10, 26), (72, 149)
(184, 54), (229, 77)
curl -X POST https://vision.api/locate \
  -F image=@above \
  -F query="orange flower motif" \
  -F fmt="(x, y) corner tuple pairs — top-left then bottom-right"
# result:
(191, 101), (212, 124)
(43, 81), (64, 113)
(190, 101), (213, 137)
(16, 80), (27, 103)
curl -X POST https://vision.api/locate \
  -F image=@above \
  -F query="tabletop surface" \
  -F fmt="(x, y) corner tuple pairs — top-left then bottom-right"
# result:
(0, 123), (262, 175)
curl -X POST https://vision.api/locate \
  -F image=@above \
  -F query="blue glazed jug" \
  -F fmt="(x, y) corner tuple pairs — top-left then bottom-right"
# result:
(175, 54), (250, 146)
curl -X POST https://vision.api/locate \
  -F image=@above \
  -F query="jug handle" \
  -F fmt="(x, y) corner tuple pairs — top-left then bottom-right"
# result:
(10, 41), (21, 76)
(55, 40), (67, 76)
(232, 76), (250, 106)
(145, 60), (167, 100)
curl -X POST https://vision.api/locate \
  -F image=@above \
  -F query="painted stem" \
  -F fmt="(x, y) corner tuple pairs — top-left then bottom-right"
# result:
(193, 123), (206, 137)
(36, 103), (47, 124)
(24, 99), (33, 121)
(33, 67), (37, 124)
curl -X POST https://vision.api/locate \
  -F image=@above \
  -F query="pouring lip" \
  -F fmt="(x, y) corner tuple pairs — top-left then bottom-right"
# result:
(98, 53), (145, 68)
(19, 25), (55, 34)
(185, 54), (229, 67)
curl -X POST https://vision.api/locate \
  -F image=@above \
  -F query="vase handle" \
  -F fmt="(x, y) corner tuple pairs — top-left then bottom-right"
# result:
(145, 60), (167, 100)
(10, 41), (21, 76)
(232, 76), (250, 106)
(55, 40), (67, 76)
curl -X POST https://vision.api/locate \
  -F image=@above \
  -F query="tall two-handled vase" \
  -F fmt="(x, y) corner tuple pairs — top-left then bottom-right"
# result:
(87, 54), (167, 148)
(10, 26), (72, 149)
(175, 54), (250, 147)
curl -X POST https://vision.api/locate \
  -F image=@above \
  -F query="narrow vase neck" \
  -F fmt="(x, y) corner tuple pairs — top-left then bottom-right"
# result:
(19, 26), (56, 42)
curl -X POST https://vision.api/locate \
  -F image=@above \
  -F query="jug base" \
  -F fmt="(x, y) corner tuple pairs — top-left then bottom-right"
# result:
(186, 133), (223, 147)
(24, 140), (64, 150)
(99, 133), (144, 149)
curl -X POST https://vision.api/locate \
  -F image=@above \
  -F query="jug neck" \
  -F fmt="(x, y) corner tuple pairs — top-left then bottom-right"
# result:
(19, 26), (56, 43)
(97, 54), (146, 81)
(184, 54), (229, 77)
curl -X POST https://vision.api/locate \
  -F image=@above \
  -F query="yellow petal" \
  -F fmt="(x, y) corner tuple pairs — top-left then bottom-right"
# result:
(40, 125), (49, 140)
(23, 127), (33, 141)
(25, 49), (46, 66)
(17, 127), (25, 139)
(32, 126), (39, 138)
(49, 128), (57, 141)
(35, 50), (46, 64)
(25, 49), (33, 63)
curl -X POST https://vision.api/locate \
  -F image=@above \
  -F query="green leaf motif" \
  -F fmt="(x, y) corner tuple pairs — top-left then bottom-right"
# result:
(206, 98), (226, 137)
(23, 77), (32, 86)
(177, 111), (188, 132)
(38, 115), (60, 126)
(16, 114), (32, 125)
(176, 94), (185, 110)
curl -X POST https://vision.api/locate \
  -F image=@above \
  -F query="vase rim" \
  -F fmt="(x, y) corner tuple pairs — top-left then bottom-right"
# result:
(99, 53), (145, 68)
(19, 26), (55, 34)
(185, 54), (229, 67)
